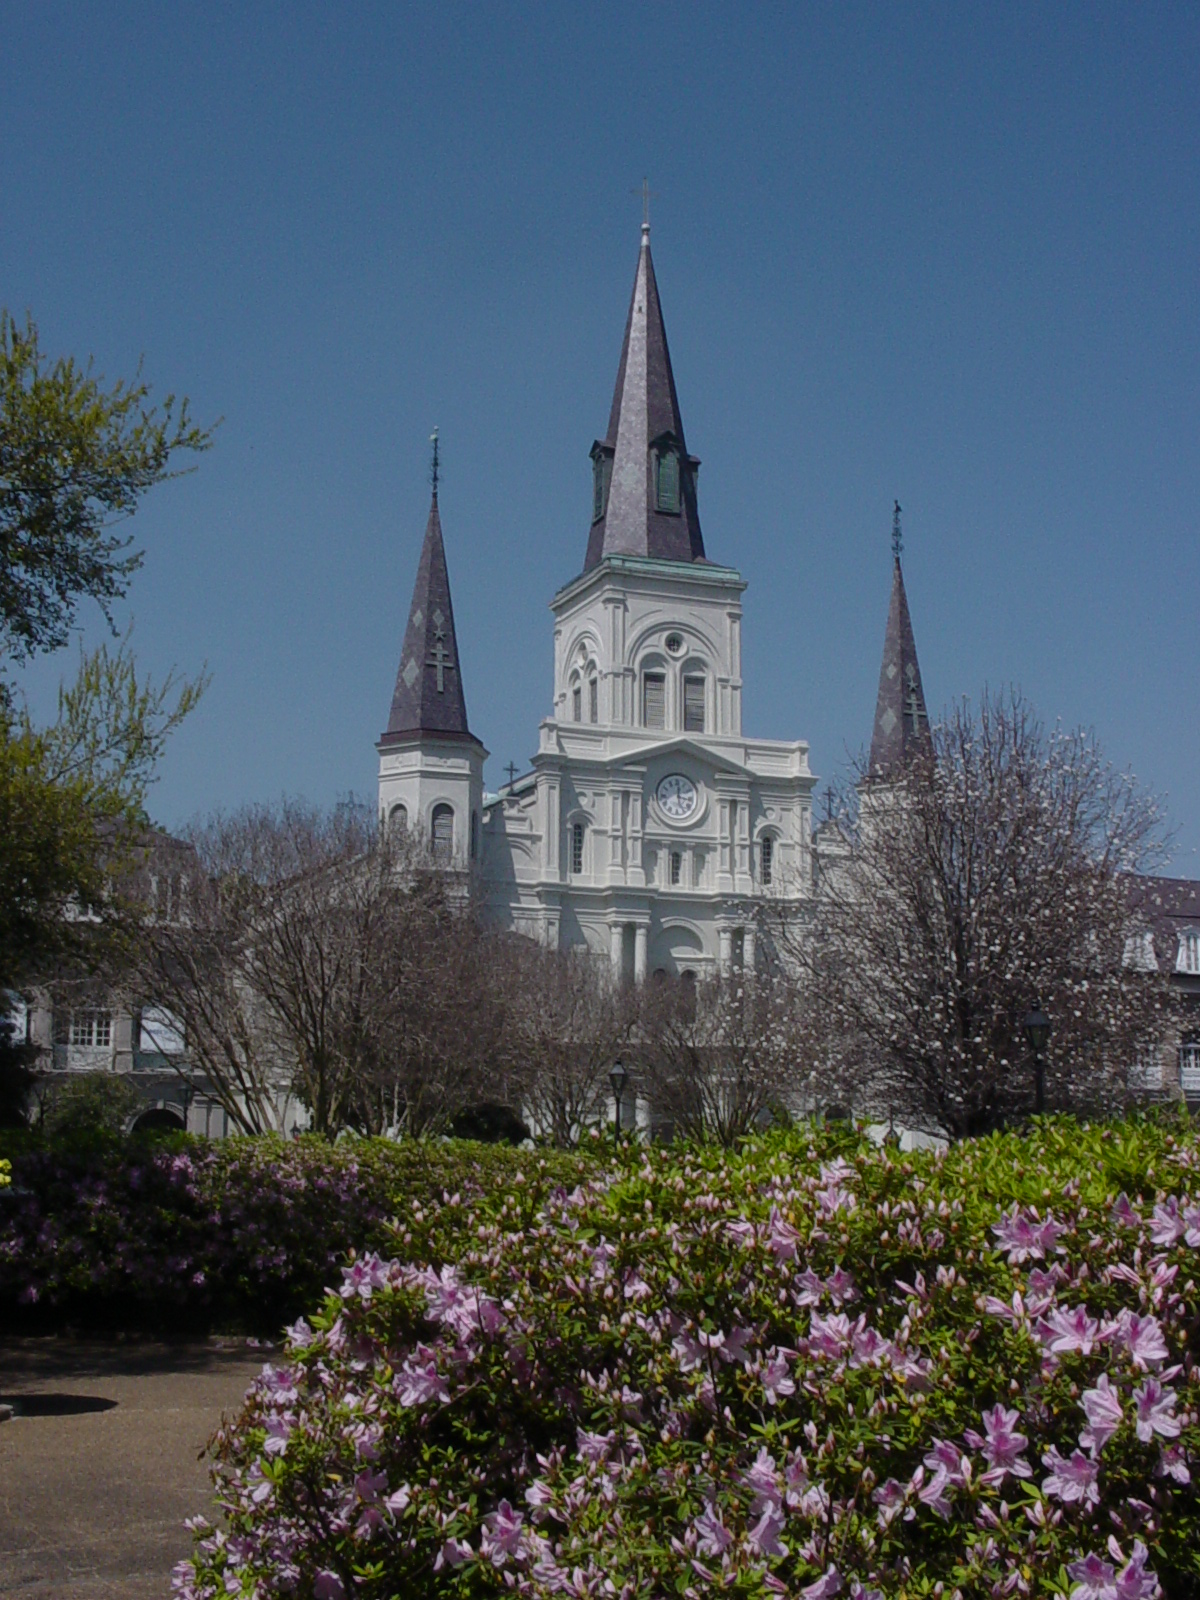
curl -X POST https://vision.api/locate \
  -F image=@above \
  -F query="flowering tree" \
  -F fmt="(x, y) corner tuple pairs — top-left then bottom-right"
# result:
(787, 692), (1170, 1137)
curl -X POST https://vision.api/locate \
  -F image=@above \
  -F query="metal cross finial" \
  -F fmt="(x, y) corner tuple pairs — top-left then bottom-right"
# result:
(632, 177), (657, 229)
(430, 427), (440, 500)
(892, 499), (903, 561)
(504, 761), (518, 787)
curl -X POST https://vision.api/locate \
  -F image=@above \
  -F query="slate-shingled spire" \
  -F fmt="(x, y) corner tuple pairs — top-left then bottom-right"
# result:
(381, 485), (475, 745)
(584, 223), (705, 570)
(868, 502), (930, 778)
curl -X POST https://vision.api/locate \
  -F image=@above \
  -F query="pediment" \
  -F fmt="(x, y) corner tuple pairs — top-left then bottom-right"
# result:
(607, 737), (755, 779)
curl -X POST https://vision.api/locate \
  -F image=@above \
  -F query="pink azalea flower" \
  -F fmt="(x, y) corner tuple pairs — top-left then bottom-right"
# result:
(1157, 1444), (1191, 1483)
(746, 1502), (788, 1558)
(766, 1207), (800, 1263)
(313, 1573), (346, 1600)
(965, 1404), (1031, 1485)
(481, 1499), (524, 1566)
(824, 1267), (857, 1304)
(394, 1349), (450, 1408)
(1114, 1540), (1160, 1600)
(742, 1447), (783, 1511)
(692, 1502), (732, 1559)
(433, 1537), (473, 1571)
(1116, 1311), (1169, 1370)
(1041, 1446), (1100, 1507)
(1149, 1197), (1186, 1247)
(808, 1311), (852, 1357)
(1111, 1192), (1138, 1226)
(1080, 1374), (1124, 1454)
(1066, 1552), (1118, 1600)
(762, 1350), (796, 1404)
(793, 1267), (825, 1306)
(1047, 1305), (1101, 1356)
(802, 1567), (842, 1599)
(1133, 1378), (1181, 1442)
(576, 1428), (614, 1464)
(384, 1485), (411, 1515)
(916, 1464), (954, 1519)
(992, 1206), (1047, 1262)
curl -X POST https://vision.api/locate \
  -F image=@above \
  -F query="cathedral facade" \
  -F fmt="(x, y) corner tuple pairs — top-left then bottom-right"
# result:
(377, 223), (925, 979)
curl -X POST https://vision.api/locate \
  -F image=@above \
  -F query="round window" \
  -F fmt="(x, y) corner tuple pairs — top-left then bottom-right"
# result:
(665, 632), (684, 655)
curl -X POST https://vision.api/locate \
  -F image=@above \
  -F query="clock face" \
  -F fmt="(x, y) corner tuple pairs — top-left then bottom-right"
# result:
(657, 773), (698, 821)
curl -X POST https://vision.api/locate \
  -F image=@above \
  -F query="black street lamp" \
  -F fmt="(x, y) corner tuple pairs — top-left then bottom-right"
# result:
(609, 1060), (629, 1140)
(1023, 1002), (1052, 1115)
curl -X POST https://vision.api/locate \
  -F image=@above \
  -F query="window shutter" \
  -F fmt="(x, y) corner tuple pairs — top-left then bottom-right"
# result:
(656, 450), (680, 513)
(572, 684), (582, 721)
(683, 676), (705, 732)
(643, 673), (666, 729)
(669, 850), (682, 885)
(571, 822), (584, 875)
(431, 805), (454, 863)
(760, 835), (774, 886)
(588, 677), (598, 724)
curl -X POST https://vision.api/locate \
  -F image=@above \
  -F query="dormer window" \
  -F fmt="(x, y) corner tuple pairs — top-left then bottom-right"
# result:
(655, 445), (681, 514)
(590, 444), (613, 522)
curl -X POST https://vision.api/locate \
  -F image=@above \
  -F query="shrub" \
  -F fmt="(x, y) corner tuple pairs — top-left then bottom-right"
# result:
(0, 1132), (591, 1334)
(176, 1116), (1200, 1599)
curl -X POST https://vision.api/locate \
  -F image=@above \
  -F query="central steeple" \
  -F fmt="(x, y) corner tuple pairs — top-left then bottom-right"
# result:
(583, 224), (706, 570)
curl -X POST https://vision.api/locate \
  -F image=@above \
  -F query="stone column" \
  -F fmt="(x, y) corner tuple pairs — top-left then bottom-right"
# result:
(718, 927), (733, 975)
(610, 923), (624, 976)
(634, 924), (648, 983)
(744, 925), (757, 972)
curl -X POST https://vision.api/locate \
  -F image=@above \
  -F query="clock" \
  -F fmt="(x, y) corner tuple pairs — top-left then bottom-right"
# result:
(656, 773), (698, 821)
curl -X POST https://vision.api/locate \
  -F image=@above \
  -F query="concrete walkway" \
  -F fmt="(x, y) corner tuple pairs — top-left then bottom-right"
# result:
(0, 1339), (266, 1599)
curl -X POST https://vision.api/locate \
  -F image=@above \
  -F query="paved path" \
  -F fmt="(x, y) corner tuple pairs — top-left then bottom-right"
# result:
(0, 1339), (265, 1599)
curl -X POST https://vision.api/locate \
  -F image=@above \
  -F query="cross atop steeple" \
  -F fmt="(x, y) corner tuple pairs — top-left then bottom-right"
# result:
(892, 499), (903, 561)
(868, 503), (930, 779)
(430, 427), (440, 502)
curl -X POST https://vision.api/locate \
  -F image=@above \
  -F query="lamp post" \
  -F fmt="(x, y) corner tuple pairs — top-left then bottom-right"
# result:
(1023, 1002), (1051, 1116)
(609, 1060), (629, 1142)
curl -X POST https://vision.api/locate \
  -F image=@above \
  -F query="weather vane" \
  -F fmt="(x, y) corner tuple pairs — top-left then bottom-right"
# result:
(892, 499), (903, 561)
(430, 427), (440, 499)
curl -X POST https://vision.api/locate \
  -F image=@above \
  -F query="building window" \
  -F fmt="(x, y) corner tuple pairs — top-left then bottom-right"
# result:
(570, 821), (584, 876)
(1180, 1041), (1200, 1095)
(58, 1010), (112, 1049)
(388, 802), (408, 835)
(591, 449), (612, 521)
(1133, 1042), (1161, 1089)
(431, 804), (454, 863)
(655, 448), (681, 513)
(139, 1006), (185, 1055)
(665, 632), (684, 655)
(642, 672), (666, 729)
(588, 676), (598, 724)
(760, 835), (774, 886)
(1180, 930), (1200, 975)
(669, 850), (682, 886)
(683, 675), (705, 733)
(572, 682), (582, 721)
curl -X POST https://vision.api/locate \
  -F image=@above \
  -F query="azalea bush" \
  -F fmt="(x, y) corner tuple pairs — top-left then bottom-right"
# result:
(0, 1133), (590, 1333)
(177, 1116), (1200, 1599)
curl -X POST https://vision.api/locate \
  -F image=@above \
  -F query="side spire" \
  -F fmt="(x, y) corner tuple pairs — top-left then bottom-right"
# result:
(583, 222), (705, 570)
(868, 502), (930, 778)
(381, 450), (475, 745)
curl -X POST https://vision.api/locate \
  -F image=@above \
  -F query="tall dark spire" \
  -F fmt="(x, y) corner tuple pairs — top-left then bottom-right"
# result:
(868, 503), (930, 778)
(583, 224), (706, 570)
(380, 470), (475, 746)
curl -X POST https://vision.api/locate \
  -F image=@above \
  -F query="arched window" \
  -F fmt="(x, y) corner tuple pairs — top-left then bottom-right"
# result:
(588, 676), (599, 724)
(760, 835), (774, 886)
(572, 681), (582, 722)
(570, 821), (585, 876)
(431, 804), (454, 863)
(642, 671), (666, 729)
(389, 802), (408, 836)
(683, 675), (705, 733)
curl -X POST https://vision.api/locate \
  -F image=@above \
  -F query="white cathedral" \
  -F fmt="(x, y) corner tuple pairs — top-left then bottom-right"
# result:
(376, 222), (929, 980)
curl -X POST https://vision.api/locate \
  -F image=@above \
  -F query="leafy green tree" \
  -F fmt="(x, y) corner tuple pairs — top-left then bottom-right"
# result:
(0, 310), (215, 668)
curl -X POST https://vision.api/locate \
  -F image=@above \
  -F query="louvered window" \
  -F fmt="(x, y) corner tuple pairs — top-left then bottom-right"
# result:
(431, 804), (454, 863)
(588, 677), (598, 724)
(572, 683), (582, 721)
(642, 673), (666, 729)
(1180, 930), (1200, 975)
(669, 850), (682, 886)
(683, 676), (705, 733)
(389, 803), (408, 835)
(760, 835), (774, 886)
(592, 452), (612, 522)
(655, 449), (681, 513)
(570, 822), (584, 876)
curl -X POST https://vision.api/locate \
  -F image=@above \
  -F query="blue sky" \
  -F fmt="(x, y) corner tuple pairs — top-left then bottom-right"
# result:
(3, 3), (1198, 868)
